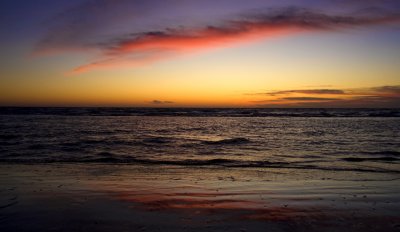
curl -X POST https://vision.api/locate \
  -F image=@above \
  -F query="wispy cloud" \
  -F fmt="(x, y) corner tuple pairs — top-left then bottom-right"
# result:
(251, 85), (400, 107)
(34, 3), (400, 73)
(282, 97), (341, 101)
(371, 85), (400, 94)
(260, 89), (346, 96)
(151, 100), (174, 105)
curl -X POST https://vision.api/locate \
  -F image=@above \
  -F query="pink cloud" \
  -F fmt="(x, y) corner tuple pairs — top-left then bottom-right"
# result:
(37, 7), (400, 74)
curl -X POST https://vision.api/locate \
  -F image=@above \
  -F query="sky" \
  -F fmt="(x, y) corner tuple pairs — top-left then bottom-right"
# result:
(0, 0), (400, 107)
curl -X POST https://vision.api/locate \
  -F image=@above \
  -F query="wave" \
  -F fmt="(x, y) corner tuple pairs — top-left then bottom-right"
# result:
(201, 138), (250, 145)
(361, 151), (400, 156)
(27, 144), (48, 150)
(342, 157), (399, 162)
(1, 107), (399, 117)
(0, 134), (21, 140)
(59, 139), (139, 148)
(142, 137), (171, 144)
(1, 157), (399, 174)
(0, 141), (20, 146)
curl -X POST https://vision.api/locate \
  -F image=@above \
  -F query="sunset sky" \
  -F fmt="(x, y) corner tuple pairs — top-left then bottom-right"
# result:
(1, 0), (399, 107)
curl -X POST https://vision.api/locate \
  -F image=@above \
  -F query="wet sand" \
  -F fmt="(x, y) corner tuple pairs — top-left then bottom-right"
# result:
(1, 164), (399, 231)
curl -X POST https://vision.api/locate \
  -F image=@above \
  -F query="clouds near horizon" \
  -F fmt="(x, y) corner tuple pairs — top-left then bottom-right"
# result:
(251, 85), (400, 107)
(151, 100), (174, 105)
(261, 89), (346, 96)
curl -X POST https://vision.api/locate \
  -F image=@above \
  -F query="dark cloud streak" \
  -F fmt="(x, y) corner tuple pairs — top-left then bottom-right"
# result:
(252, 85), (400, 108)
(263, 89), (346, 96)
(282, 97), (341, 101)
(372, 85), (400, 94)
(151, 100), (174, 104)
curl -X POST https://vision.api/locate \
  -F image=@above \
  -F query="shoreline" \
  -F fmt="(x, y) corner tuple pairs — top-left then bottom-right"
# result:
(1, 164), (399, 231)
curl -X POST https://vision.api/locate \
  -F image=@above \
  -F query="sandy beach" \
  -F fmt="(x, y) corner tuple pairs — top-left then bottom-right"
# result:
(1, 164), (399, 232)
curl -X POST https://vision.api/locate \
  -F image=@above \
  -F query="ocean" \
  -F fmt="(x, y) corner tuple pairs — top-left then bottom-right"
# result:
(1, 107), (400, 231)
(1, 107), (399, 173)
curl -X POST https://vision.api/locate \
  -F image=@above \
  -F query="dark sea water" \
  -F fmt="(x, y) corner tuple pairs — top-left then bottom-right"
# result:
(0, 108), (399, 173)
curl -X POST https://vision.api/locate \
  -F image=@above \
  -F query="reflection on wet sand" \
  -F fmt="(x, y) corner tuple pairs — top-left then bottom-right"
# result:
(1, 164), (400, 231)
(114, 189), (324, 222)
(83, 165), (399, 227)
